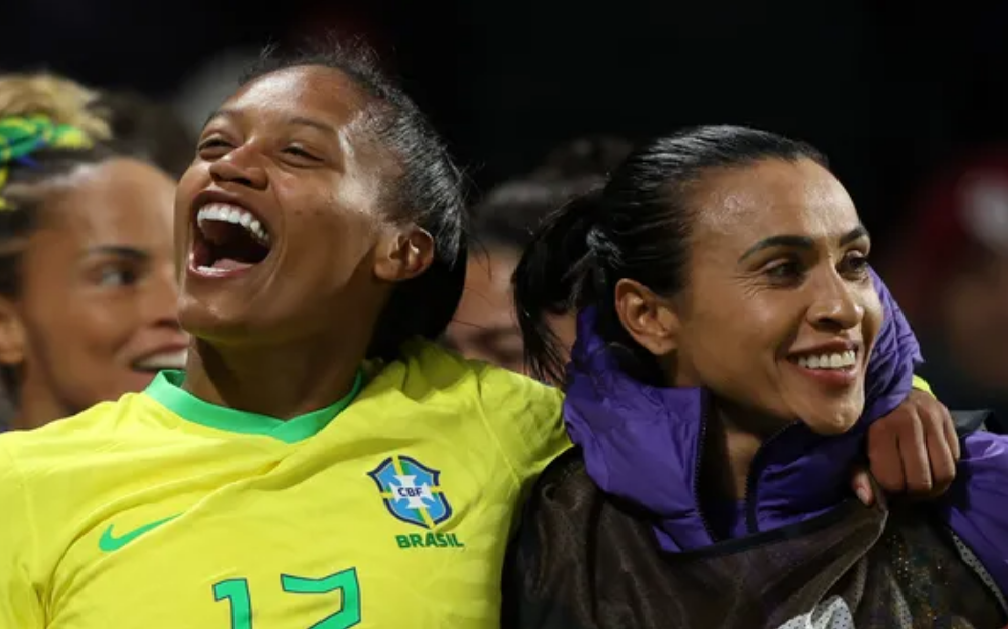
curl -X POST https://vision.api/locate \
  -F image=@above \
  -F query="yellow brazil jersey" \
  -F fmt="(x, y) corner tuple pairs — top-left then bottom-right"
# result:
(0, 340), (570, 629)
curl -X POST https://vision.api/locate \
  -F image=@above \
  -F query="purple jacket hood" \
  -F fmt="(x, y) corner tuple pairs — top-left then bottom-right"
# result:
(562, 272), (1008, 595)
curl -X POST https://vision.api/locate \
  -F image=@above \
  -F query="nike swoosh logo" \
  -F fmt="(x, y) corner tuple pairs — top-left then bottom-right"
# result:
(99, 514), (180, 552)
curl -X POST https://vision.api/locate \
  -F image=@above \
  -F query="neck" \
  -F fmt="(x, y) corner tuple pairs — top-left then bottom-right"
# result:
(182, 336), (366, 420)
(701, 404), (771, 501)
(13, 372), (74, 430)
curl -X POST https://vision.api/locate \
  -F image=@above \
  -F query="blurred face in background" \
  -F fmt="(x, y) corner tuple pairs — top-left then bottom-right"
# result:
(447, 170), (618, 380)
(446, 244), (576, 379)
(447, 246), (525, 371)
(0, 158), (187, 428)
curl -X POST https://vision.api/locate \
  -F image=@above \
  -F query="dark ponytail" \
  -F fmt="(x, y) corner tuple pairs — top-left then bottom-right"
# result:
(514, 125), (830, 385)
(513, 187), (604, 384)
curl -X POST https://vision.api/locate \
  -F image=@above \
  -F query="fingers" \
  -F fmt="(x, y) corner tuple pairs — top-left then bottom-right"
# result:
(850, 468), (874, 506)
(926, 403), (959, 495)
(867, 419), (907, 494)
(942, 403), (961, 462)
(867, 389), (959, 501)
(898, 409), (934, 494)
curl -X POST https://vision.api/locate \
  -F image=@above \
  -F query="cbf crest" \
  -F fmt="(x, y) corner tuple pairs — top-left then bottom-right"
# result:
(368, 455), (452, 529)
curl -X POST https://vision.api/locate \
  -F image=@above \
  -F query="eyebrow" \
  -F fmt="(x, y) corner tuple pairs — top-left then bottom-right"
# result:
(287, 116), (339, 136)
(738, 225), (869, 262)
(203, 109), (338, 136)
(82, 246), (150, 261)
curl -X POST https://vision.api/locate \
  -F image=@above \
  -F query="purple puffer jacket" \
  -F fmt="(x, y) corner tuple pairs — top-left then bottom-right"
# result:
(562, 271), (1008, 595)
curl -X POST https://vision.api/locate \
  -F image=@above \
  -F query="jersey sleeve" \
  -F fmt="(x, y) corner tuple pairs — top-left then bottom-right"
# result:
(475, 365), (571, 519)
(0, 442), (44, 628)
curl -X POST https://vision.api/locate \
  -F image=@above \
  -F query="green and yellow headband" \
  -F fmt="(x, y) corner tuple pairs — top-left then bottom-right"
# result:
(0, 114), (93, 211)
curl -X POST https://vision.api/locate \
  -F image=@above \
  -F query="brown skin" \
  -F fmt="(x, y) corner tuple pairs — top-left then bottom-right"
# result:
(613, 158), (955, 501)
(175, 65), (433, 419)
(865, 388), (959, 498)
(0, 158), (187, 429)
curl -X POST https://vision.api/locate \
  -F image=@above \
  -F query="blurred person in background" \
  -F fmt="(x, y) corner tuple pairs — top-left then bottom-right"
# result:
(0, 73), (188, 431)
(884, 149), (1008, 431)
(445, 136), (631, 375)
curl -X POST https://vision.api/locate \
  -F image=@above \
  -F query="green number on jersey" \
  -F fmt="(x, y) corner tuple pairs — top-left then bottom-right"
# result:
(213, 568), (361, 628)
(213, 579), (252, 629)
(282, 568), (361, 628)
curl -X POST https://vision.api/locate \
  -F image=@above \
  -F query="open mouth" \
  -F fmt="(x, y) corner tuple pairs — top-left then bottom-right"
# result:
(191, 203), (271, 273)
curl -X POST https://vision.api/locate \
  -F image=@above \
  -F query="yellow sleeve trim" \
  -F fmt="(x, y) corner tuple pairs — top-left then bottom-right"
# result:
(912, 374), (933, 395)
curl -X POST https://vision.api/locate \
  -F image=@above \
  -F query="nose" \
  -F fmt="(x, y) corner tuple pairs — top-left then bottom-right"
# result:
(806, 270), (864, 332)
(207, 144), (267, 190)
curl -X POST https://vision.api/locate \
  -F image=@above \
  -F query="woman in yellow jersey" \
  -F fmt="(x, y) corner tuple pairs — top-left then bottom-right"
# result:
(0, 43), (568, 629)
(0, 44), (961, 629)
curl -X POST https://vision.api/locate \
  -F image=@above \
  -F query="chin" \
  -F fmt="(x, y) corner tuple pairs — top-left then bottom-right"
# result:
(785, 385), (865, 436)
(804, 418), (858, 436)
(177, 302), (249, 346)
(800, 405), (861, 436)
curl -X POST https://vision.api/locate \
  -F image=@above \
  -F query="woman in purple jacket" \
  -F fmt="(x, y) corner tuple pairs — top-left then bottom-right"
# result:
(505, 125), (1008, 628)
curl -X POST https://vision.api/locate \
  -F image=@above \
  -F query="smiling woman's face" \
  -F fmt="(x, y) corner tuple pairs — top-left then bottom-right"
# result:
(0, 157), (187, 427)
(624, 157), (882, 436)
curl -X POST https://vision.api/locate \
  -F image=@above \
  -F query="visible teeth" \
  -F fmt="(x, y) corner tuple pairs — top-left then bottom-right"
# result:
(132, 349), (187, 371)
(796, 350), (856, 370)
(196, 203), (270, 245)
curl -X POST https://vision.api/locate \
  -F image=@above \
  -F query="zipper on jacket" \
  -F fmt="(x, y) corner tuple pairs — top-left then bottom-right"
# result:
(693, 393), (719, 542)
(742, 421), (799, 534)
